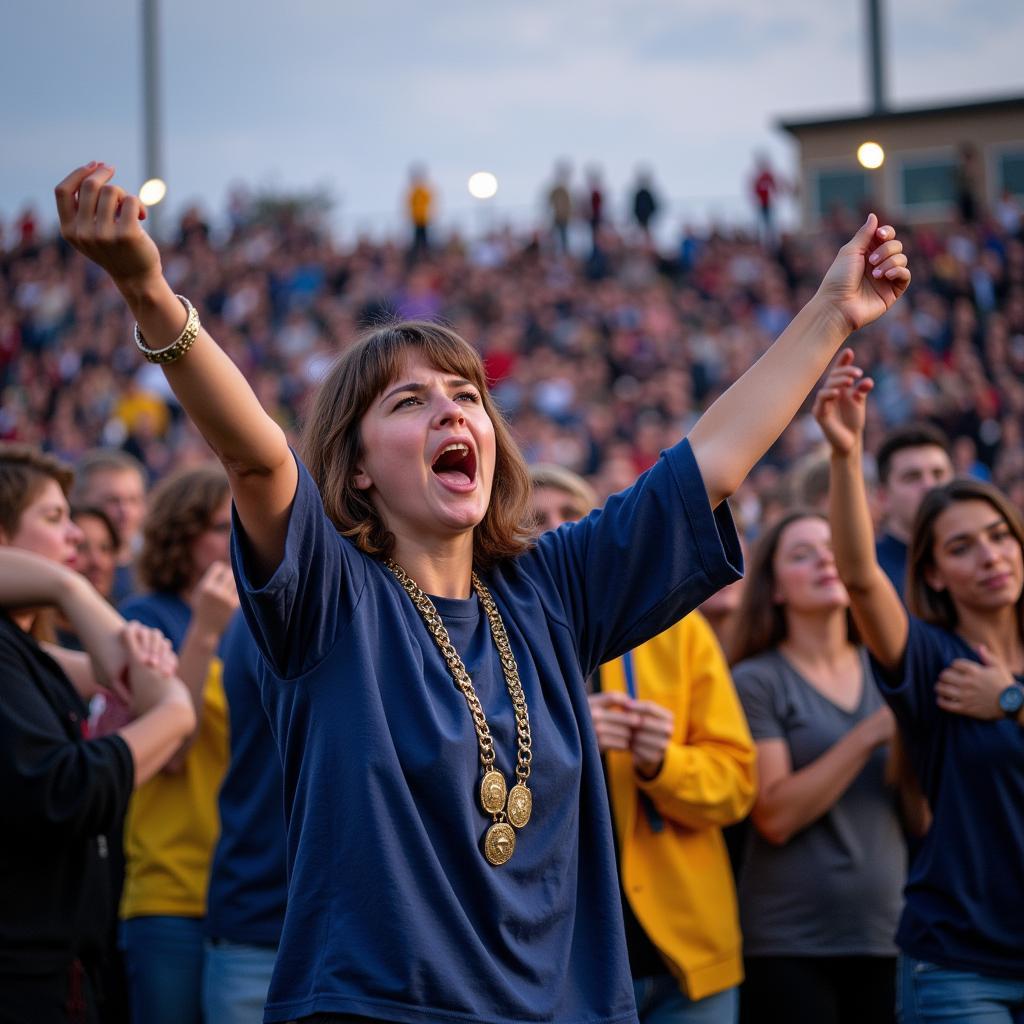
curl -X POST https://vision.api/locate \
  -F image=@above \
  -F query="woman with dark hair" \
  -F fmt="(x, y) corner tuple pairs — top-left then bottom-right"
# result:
(55, 161), (909, 1024)
(116, 464), (240, 1024)
(729, 509), (904, 1024)
(815, 350), (1024, 1023)
(0, 443), (194, 1023)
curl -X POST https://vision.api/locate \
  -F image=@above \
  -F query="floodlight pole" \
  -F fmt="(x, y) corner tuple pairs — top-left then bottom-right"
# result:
(142, 0), (164, 237)
(867, 0), (888, 114)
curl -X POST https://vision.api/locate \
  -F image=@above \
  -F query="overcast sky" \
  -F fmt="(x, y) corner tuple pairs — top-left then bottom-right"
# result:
(3, 0), (1023, 239)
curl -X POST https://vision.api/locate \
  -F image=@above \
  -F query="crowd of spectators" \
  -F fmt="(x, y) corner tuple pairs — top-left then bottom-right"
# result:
(2, 182), (1023, 532)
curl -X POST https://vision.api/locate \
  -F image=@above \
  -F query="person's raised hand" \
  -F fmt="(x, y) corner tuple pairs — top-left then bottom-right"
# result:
(811, 348), (874, 456)
(816, 214), (911, 332)
(587, 691), (640, 753)
(54, 162), (162, 289)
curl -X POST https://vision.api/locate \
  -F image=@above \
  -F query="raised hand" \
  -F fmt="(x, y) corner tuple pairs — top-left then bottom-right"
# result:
(54, 163), (162, 288)
(816, 214), (911, 332)
(812, 348), (874, 455)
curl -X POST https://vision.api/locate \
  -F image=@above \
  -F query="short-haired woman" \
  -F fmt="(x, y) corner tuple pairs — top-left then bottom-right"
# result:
(55, 161), (909, 1024)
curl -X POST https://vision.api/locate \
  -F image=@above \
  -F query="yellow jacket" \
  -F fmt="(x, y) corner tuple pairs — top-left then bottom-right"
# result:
(599, 612), (757, 1000)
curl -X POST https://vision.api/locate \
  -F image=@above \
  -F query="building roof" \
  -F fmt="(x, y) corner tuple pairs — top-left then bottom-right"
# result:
(779, 94), (1024, 136)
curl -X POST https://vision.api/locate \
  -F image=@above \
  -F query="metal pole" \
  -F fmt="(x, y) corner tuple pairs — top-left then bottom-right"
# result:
(867, 0), (887, 115)
(141, 0), (163, 238)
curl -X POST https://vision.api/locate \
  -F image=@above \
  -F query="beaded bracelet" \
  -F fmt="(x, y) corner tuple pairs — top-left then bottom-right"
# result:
(134, 295), (201, 365)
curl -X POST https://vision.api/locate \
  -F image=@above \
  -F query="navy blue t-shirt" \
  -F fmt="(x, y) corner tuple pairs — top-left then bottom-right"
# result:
(206, 612), (288, 947)
(875, 533), (908, 601)
(872, 618), (1024, 978)
(232, 439), (741, 1024)
(119, 590), (193, 650)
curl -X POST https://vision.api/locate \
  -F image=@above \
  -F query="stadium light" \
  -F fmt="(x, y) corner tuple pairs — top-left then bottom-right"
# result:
(139, 178), (168, 206)
(857, 141), (885, 170)
(468, 172), (499, 200)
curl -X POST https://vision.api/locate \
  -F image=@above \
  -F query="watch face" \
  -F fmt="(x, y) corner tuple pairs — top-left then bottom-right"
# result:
(999, 685), (1024, 715)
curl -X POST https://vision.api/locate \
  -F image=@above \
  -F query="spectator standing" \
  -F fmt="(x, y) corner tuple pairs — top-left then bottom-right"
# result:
(750, 154), (781, 246)
(407, 165), (435, 259)
(531, 465), (757, 1023)
(117, 465), (238, 1024)
(547, 162), (573, 252)
(731, 510), (905, 1024)
(631, 170), (660, 237)
(202, 613), (288, 1024)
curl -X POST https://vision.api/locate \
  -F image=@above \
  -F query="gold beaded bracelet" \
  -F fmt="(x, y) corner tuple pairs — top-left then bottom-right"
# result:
(133, 295), (201, 365)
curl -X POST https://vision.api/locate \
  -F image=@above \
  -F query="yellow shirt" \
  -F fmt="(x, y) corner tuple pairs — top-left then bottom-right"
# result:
(121, 660), (229, 919)
(601, 613), (757, 1000)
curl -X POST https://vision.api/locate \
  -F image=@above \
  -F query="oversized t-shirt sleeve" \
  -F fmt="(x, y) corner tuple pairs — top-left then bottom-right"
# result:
(230, 451), (366, 679)
(732, 658), (786, 742)
(869, 616), (948, 735)
(528, 438), (742, 676)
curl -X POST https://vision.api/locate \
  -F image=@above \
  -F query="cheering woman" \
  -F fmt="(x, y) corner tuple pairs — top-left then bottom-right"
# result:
(54, 161), (909, 1024)
(815, 350), (1024, 1022)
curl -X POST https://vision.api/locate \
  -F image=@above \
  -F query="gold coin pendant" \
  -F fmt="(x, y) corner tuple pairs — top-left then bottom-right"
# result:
(507, 783), (532, 828)
(480, 769), (507, 815)
(484, 822), (516, 865)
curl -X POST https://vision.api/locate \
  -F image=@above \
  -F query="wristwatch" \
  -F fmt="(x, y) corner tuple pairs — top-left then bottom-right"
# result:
(997, 683), (1024, 719)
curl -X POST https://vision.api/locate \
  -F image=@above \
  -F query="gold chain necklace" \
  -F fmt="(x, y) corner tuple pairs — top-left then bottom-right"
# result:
(385, 559), (533, 866)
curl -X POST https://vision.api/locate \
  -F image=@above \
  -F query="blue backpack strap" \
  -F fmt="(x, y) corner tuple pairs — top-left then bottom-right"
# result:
(624, 650), (665, 834)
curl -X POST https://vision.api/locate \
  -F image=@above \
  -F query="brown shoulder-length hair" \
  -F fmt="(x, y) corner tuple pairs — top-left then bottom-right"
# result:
(137, 464), (230, 595)
(299, 320), (534, 569)
(907, 477), (1024, 632)
(0, 445), (76, 643)
(0, 443), (74, 537)
(729, 508), (858, 665)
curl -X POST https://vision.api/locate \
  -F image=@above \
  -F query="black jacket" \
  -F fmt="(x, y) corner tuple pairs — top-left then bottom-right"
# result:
(0, 612), (133, 999)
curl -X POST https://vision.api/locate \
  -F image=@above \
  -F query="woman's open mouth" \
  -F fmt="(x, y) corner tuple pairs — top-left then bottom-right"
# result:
(431, 441), (478, 489)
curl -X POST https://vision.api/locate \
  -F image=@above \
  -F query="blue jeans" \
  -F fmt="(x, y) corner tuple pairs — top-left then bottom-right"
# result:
(203, 938), (277, 1024)
(634, 974), (739, 1024)
(120, 915), (205, 1024)
(898, 956), (1024, 1023)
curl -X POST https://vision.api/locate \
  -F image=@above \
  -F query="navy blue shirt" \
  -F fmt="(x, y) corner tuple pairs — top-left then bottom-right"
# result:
(872, 618), (1024, 978)
(120, 590), (193, 651)
(206, 612), (288, 947)
(232, 440), (740, 1024)
(876, 533), (908, 601)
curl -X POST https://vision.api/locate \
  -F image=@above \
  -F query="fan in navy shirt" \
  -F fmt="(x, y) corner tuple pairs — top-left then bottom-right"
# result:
(817, 354), (1024, 1023)
(56, 165), (911, 1024)
(203, 612), (288, 1023)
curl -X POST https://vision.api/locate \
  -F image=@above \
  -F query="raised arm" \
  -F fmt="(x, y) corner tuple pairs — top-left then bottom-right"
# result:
(54, 163), (296, 578)
(812, 350), (909, 670)
(688, 215), (910, 508)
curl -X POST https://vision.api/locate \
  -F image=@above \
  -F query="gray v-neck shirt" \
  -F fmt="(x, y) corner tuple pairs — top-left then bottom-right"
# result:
(733, 648), (905, 957)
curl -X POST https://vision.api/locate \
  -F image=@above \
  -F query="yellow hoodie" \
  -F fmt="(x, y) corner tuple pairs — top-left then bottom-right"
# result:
(599, 612), (756, 1001)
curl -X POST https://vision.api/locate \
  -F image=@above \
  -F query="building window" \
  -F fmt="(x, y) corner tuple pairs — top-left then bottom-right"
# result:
(901, 159), (957, 209)
(999, 151), (1024, 198)
(815, 169), (871, 219)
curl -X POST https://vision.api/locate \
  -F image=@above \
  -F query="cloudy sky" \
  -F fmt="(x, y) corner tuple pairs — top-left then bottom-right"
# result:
(3, 0), (1022, 238)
